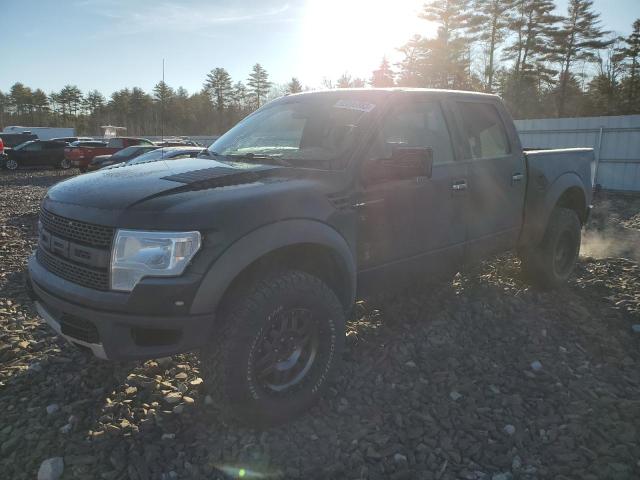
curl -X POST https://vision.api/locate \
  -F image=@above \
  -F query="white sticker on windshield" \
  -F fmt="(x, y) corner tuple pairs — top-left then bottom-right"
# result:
(333, 99), (376, 112)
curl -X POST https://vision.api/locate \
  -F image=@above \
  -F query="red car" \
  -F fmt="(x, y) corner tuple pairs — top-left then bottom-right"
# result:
(65, 137), (154, 172)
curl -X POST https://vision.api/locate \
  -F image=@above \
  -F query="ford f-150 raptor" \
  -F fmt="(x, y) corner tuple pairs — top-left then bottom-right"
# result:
(27, 89), (593, 425)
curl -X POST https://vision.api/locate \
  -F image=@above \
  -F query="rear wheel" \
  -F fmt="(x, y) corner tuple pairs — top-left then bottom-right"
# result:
(5, 158), (18, 170)
(520, 207), (581, 288)
(59, 158), (71, 169)
(199, 269), (345, 427)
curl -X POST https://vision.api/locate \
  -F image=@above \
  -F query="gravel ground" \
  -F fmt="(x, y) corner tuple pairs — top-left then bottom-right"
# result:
(1, 169), (639, 480)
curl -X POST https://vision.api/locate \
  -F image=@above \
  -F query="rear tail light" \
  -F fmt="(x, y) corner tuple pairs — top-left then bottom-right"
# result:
(0, 138), (4, 154)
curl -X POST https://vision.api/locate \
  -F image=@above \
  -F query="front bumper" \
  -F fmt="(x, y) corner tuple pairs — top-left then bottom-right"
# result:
(27, 253), (214, 360)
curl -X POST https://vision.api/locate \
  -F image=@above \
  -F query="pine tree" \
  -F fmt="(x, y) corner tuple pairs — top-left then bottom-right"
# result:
(287, 77), (303, 94)
(109, 88), (132, 128)
(418, 0), (474, 88)
(231, 81), (248, 109)
(10, 83), (33, 117)
(617, 19), (640, 111)
(370, 57), (395, 87)
(397, 35), (427, 87)
(551, 0), (611, 116)
(504, 0), (559, 77)
(469, 0), (517, 92)
(247, 63), (271, 108)
(0, 91), (8, 127)
(204, 67), (233, 111)
(83, 90), (105, 115)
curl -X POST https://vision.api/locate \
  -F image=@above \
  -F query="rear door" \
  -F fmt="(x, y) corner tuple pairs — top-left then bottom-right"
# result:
(357, 95), (468, 289)
(452, 100), (526, 263)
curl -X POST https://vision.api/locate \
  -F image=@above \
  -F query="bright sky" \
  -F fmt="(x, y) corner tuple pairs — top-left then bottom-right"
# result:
(1, 0), (637, 96)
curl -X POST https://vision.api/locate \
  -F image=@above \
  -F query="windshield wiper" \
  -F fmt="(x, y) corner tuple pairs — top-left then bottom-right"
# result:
(226, 153), (292, 167)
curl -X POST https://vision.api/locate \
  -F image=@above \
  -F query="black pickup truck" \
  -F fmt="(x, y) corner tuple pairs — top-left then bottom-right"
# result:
(27, 89), (593, 425)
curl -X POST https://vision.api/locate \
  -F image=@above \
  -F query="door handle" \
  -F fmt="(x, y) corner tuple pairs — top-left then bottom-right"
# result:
(452, 180), (467, 191)
(512, 173), (524, 183)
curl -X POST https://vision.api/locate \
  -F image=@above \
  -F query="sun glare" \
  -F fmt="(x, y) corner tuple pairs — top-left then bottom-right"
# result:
(299, 0), (432, 86)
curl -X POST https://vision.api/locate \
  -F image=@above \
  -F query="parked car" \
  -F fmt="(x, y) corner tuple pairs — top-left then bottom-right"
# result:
(88, 145), (159, 171)
(27, 89), (594, 426)
(64, 137), (154, 172)
(121, 146), (204, 166)
(3, 139), (70, 170)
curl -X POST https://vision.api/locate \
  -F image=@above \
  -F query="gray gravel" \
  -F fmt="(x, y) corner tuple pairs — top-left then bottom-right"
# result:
(1, 169), (639, 479)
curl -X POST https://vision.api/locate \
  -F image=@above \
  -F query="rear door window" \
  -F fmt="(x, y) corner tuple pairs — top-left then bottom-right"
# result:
(108, 138), (124, 148)
(455, 102), (510, 160)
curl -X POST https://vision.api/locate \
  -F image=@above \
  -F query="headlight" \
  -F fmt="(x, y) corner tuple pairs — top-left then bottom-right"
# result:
(110, 230), (201, 292)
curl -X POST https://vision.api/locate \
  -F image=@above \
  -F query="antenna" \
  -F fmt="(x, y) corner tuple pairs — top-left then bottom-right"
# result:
(161, 58), (165, 159)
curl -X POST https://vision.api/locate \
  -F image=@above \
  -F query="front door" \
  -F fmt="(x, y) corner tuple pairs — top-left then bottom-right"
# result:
(21, 142), (45, 166)
(356, 96), (467, 292)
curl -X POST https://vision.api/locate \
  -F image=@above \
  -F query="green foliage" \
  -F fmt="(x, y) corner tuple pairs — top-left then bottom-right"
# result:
(204, 68), (233, 110)
(247, 63), (271, 108)
(287, 77), (303, 94)
(370, 57), (395, 87)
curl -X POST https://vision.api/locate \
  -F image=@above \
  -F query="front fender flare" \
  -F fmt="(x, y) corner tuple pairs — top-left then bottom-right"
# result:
(189, 219), (356, 315)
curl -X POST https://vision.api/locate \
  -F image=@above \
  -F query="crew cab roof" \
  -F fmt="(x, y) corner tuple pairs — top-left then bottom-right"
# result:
(284, 87), (499, 100)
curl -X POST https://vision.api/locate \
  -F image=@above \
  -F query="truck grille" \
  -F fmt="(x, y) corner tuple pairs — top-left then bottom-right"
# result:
(39, 208), (114, 248)
(37, 208), (112, 291)
(37, 248), (110, 291)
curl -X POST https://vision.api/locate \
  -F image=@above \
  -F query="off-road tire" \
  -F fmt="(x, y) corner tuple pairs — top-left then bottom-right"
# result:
(520, 207), (581, 289)
(199, 269), (345, 427)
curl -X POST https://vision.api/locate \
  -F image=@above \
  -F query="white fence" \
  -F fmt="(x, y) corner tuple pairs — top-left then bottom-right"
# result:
(515, 115), (640, 193)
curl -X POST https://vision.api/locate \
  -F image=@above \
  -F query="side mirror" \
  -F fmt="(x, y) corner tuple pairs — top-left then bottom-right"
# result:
(363, 146), (433, 184)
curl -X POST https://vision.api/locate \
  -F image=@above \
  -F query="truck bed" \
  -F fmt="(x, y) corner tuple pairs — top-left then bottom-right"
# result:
(520, 147), (595, 247)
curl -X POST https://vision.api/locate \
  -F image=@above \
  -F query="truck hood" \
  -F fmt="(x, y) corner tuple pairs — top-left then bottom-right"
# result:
(45, 158), (283, 212)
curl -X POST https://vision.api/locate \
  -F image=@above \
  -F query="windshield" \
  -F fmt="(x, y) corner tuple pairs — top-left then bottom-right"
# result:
(207, 97), (376, 169)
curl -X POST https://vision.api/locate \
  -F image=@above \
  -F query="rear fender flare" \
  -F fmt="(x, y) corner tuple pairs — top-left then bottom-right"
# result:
(521, 172), (586, 247)
(190, 219), (356, 315)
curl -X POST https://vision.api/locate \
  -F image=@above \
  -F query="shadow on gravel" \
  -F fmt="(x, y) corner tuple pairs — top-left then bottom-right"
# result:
(2, 255), (640, 480)
(2, 179), (640, 479)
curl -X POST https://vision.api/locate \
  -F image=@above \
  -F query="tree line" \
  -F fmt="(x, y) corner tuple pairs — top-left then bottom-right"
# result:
(1, 0), (639, 137)
(389, 0), (640, 119)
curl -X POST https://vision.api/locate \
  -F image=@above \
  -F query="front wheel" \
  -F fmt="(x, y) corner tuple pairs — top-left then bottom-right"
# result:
(4, 158), (18, 170)
(520, 207), (581, 289)
(200, 269), (345, 427)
